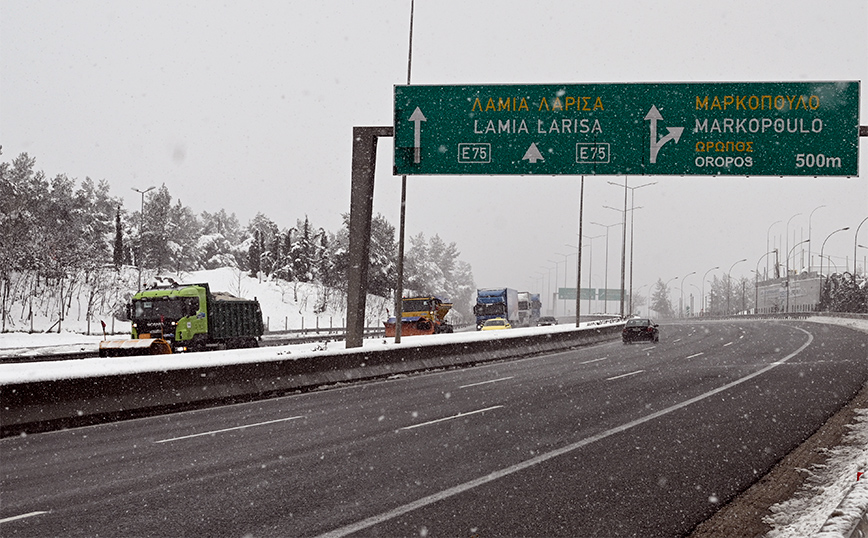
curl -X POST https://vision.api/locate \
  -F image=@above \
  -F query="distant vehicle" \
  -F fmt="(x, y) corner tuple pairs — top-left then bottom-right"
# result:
(481, 317), (512, 331)
(384, 296), (453, 337)
(100, 281), (264, 356)
(537, 316), (558, 326)
(474, 288), (520, 330)
(517, 291), (541, 327)
(622, 318), (659, 344)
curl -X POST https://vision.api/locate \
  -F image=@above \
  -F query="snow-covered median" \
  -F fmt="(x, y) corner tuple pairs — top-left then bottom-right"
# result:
(0, 319), (622, 385)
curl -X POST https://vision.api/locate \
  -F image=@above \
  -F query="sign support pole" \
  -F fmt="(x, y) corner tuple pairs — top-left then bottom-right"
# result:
(574, 176), (584, 328)
(346, 126), (393, 348)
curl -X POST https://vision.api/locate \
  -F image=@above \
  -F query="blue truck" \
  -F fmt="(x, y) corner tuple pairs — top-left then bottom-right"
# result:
(474, 288), (520, 330)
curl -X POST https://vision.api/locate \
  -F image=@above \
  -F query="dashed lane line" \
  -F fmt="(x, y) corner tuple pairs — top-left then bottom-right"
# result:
(155, 416), (305, 443)
(316, 327), (814, 538)
(606, 370), (645, 381)
(459, 377), (514, 389)
(397, 406), (504, 431)
(0, 511), (49, 524)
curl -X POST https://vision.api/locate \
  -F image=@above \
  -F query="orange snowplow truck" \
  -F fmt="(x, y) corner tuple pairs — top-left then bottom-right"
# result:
(384, 296), (454, 337)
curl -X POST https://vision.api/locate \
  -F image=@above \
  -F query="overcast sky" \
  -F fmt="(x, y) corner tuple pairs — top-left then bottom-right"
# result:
(2, 0), (866, 314)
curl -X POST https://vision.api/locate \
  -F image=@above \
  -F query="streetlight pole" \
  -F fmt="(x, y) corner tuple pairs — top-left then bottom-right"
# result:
(701, 267), (719, 317)
(766, 220), (781, 280)
(855, 216), (868, 278)
(727, 259), (747, 315)
(820, 227), (850, 309)
(132, 186), (155, 292)
(808, 205), (825, 274)
(754, 252), (775, 314)
(539, 265), (553, 315)
(786, 239), (809, 312)
(663, 276), (679, 318)
(785, 213), (802, 279)
(603, 205), (642, 317)
(555, 252), (571, 315)
(590, 222), (620, 314)
(608, 179), (655, 317)
(679, 271), (696, 317)
(546, 260), (559, 317)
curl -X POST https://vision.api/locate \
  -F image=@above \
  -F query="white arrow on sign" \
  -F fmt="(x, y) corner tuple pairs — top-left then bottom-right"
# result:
(644, 105), (683, 164)
(409, 107), (426, 164)
(522, 142), (544, 163)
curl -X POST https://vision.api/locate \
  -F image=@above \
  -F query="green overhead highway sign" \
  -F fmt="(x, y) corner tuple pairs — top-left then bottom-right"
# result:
(394, 82), (860, 176)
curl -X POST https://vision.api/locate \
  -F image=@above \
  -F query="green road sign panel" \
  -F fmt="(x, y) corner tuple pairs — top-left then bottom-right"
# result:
(599, 289), (623, 301)
(394, 82), (860, 176)
(559, 288), (596, 300)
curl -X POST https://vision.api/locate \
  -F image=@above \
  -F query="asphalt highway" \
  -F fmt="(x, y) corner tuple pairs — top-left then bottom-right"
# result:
(1, 320), (865, 537)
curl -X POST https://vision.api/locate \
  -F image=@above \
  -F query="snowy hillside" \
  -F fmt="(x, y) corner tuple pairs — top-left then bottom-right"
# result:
(0, 266), (391, 337)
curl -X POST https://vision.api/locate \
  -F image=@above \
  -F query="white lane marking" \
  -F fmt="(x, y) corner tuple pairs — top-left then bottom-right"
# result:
(606, 370), (645, 381)
(723, 342), (734, 347)
(687, 352), (705, 359)
(641, 346), (656, 352)
(579, 357), (607, 365)
(0, 511), (49, 524)
(155, 416), (305, 443)
(459, 377), (514, 389)
(397, 406), (503, 431)
(316, 327), (815, 538)
(672, 338), (682, 343)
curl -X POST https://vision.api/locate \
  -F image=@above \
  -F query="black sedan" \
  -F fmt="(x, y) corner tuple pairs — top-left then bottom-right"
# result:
(622, 318), (659, 343)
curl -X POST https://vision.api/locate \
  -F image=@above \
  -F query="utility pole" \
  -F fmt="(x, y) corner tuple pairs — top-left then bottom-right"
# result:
(132, 186), (155, 292)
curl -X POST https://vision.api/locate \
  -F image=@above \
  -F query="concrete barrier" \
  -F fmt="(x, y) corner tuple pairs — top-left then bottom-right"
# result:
(0, 323), (621, 437)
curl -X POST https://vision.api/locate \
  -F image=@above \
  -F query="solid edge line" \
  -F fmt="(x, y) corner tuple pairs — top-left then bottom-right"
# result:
(155, 416), (305, 443)
(315, 327), (814, 538)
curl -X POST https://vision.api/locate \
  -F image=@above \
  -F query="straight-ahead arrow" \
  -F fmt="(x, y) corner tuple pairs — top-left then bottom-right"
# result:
(409, 107), (426, 164)
(522, 142), (544, 163)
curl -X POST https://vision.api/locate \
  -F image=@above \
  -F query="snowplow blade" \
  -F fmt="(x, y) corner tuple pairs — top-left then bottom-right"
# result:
(384, 317), (437, 337)
(99, 338), (173, 357)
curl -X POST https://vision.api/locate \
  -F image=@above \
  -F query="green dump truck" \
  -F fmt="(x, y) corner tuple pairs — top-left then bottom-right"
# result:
(100, 280), (264, 356)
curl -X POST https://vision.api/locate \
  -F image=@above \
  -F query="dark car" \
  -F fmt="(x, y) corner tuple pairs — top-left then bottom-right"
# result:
(537, 316), (557, 326)
(622, 318), (659, 344)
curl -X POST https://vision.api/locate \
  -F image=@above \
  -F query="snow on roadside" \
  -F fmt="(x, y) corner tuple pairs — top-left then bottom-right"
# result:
(3, 313), (866, 535)
(764, 316), (868, 537)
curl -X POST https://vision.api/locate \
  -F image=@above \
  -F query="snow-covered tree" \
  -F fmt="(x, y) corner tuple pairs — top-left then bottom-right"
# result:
(650, 278), (674, 318)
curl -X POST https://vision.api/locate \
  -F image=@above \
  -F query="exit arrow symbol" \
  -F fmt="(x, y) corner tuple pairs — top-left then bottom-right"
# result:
(645, 105), (684, 164)
(409, 107), (426, 164)
(522, 142), (544, 163)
